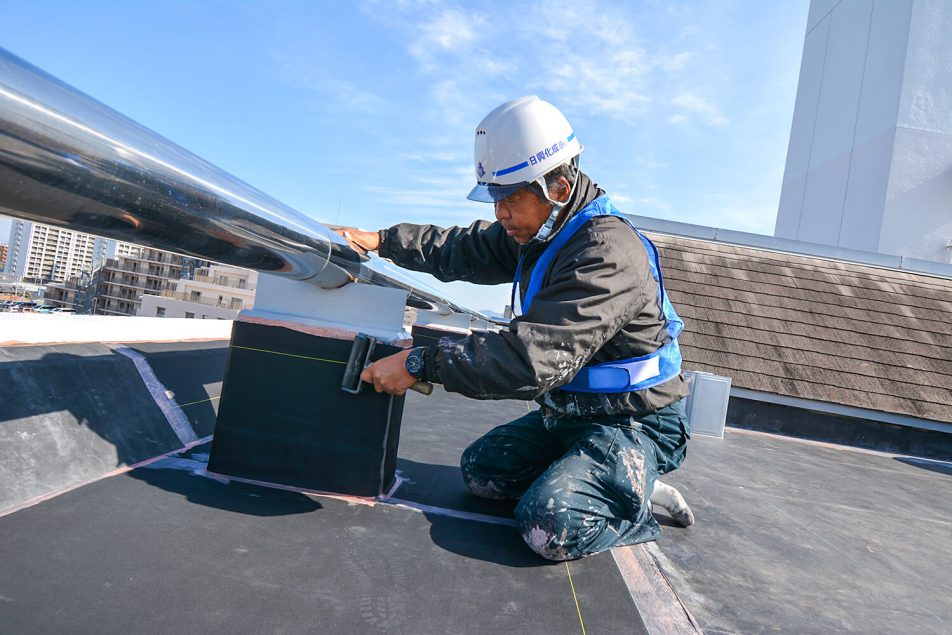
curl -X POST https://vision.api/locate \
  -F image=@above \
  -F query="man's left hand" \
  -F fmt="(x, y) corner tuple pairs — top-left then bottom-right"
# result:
(360, 349), (417, 395)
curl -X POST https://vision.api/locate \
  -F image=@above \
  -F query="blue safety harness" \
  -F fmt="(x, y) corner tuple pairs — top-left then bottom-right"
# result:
(511, 197), (683, 394)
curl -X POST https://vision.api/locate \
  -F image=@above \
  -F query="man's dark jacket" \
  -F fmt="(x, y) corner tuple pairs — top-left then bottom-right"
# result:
(378, 173), (689, 420)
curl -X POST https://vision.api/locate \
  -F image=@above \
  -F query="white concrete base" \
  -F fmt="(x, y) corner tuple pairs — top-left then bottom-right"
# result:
(246, 275), (411, 344)
(0, 313), (232, 345)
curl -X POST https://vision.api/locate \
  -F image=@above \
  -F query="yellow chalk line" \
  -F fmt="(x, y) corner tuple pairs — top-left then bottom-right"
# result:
(178, 343), (349, 409)
(177, 395), (220, 408)
(565, 561), (587, 635)
(230, 344), (347, 365)
(175, 344), (351, 409)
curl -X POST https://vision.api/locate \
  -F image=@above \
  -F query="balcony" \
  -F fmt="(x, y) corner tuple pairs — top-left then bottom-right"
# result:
(98, 291), (142, 303)
(101, 277), (143, 288)
(159, 290), (245, 310)
(191, 274), (250, 290)
(103, 267), (182, 280)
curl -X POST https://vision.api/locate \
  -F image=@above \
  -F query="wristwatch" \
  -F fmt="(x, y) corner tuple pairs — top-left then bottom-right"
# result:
(405, 347), (426, 380)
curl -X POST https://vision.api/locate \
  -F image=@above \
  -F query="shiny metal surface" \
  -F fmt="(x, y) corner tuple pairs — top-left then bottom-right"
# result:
(0, 48), (484, 316)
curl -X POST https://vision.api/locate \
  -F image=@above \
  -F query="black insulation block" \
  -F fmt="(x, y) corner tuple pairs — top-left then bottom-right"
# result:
(208, 321), (404, 497)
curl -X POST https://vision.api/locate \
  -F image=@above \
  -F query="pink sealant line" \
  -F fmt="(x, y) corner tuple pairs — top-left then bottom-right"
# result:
(200, 468), (381, 508)
(142, 457), (516, 526)
(0, 435), (213, 519)
(204, 467), (517, 526)
(4, 436), (514, 527)
(379, 497), (517, 527)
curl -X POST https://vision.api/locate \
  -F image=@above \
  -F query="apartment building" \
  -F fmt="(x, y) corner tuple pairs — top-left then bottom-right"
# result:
(0, 243), (8, 268)
(44, 246), (208, 315)
(95, 247), (204, 316)
(4, 220), (107, 282)
(138, 264), (257, 319)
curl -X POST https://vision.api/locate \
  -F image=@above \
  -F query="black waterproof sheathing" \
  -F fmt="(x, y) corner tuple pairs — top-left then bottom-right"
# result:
(208, 321), (404, 496)
(410, 324), (469, 348)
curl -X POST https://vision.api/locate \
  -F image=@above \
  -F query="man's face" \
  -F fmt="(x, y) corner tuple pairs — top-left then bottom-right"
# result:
(493, 187), (554, 245)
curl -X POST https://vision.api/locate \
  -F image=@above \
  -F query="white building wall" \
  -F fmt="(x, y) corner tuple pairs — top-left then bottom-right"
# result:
(107, 241), (144, 258)
(138, 294), (240, 320)
(136, 264), (256, 319)
(882, 0), (952, 262)
(776, 0), (952, 263)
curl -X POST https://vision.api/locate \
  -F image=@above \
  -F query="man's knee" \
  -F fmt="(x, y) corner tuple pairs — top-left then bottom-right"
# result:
(459, 439), (512, 500)
(514, 492), (595, 561)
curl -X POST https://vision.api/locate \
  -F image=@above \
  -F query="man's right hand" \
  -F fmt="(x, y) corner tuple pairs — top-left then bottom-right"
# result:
(333, 227), (381, 253)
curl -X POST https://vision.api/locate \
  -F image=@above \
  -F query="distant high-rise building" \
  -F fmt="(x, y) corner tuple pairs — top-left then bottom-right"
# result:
(776, 0), (952, 264)
(4, 220), (108, 282)
(0, 243), (8, 270)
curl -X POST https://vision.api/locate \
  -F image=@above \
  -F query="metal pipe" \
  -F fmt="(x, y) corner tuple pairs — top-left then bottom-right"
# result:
(0, 47), (484, 316)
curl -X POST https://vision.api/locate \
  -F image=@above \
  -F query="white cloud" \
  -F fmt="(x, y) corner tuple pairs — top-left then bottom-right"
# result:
(400, 151), (461, 163)
(695, 205), (776, 234)
(548, 49), (651, 117)
(635, 197), (672, 213)
(666, 114), (688, 125)
(671, 91), (729, 126)
(637, 156), (670, 170)
(408, 8), (479, 64)
(610, 193), (634, 208)
(659, 51), (692, 72)
(364, 167), (480, 220)
(276, 55), (384, 115)
(407, 8), (513, 80)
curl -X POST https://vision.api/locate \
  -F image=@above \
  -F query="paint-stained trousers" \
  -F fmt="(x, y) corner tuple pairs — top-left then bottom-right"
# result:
(460, 399), (690, 561)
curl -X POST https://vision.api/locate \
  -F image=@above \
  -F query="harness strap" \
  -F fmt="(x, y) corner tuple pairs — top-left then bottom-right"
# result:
(511, 197), (683, 393)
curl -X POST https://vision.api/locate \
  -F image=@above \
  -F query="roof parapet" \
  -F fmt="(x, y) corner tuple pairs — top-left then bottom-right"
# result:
(629, 214), (952, 280)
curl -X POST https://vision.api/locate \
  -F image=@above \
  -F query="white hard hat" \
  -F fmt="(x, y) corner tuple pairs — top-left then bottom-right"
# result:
(467, 96), (583, 203)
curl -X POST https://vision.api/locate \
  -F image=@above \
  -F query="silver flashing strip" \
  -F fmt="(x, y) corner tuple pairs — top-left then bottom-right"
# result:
(730, 386), (952, 435)
(109, 344), (199, 445)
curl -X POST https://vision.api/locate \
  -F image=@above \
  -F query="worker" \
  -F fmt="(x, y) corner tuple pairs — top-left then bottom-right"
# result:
(335, 96), (693, 561)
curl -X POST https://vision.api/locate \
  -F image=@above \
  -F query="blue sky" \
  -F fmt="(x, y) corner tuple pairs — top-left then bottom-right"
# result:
(0, 0), (809, 311)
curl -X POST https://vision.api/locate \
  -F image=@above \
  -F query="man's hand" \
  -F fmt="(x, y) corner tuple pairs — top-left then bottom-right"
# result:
(360, 349), (417, 395)
(334, 227), (381, 253)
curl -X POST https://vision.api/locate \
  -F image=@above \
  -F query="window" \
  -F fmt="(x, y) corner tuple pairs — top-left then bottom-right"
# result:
(185, 312), (195, 319)
(189, 290), (201, 301)
(155, 307), (166, 317)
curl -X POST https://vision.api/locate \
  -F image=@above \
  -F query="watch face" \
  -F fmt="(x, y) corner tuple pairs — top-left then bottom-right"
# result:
(406, 350), (424, 376)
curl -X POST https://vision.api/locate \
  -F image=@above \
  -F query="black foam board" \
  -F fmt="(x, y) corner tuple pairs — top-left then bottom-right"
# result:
(208, 321), (405, 496)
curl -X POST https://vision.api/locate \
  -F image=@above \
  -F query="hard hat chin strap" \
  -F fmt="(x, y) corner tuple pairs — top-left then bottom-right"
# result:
(531, 188), (564, 242)
(530, 158), (581, 243)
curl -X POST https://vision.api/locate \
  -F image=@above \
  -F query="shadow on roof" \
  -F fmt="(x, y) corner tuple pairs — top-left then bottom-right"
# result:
(895, 456), (952, 477)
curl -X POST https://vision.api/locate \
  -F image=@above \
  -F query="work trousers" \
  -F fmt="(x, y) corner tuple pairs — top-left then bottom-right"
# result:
(460, 399), (689, 561)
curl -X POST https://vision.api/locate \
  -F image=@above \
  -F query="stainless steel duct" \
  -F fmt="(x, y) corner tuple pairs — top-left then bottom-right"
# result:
(0, 47), (483, 316)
